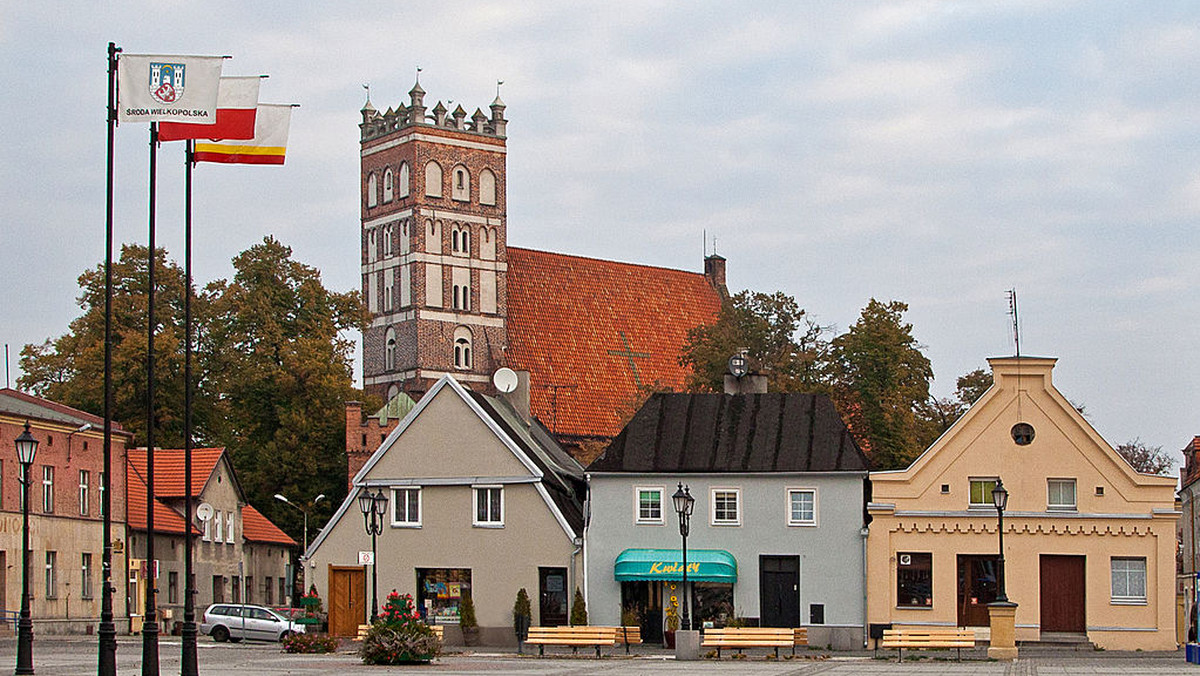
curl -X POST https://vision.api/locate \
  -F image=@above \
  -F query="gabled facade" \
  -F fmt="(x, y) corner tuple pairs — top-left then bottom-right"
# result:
(867, 357), (1178, 650)
(307, 375), (585, 644)
(585, 391), (871, 649)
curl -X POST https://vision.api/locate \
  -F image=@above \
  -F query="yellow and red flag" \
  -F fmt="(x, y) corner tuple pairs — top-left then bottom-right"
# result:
(159, 77), (261, 142)
(193, 104), (291, 165)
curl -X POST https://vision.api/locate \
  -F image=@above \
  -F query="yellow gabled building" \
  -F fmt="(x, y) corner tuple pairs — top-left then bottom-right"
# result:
(867, 356), (1178, 650)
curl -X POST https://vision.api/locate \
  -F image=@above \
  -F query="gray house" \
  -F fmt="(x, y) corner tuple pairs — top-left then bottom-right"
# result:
(584, 392), (870, 648)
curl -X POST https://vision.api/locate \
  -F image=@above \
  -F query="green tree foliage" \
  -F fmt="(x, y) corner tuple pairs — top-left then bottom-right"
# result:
(917, 367), (995, 439)
(829, 299), (934, 470)
(954, 368), (993, 406)
(570, 587), (588, 626)
(680, 290), (830, 392)
(1115, 439), (1175, 475)
(513, 588), (532, 628)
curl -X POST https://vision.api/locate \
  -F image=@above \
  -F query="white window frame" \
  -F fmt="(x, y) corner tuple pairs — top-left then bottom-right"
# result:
(81, 552), (94, 599)
(634, 486), (664, 525)
(968, 477), (998, 509)
(214, 510), (224, 542)
(787, 487), (818, 527)
(710, 487), (741, 526)
(226, 511), (236, 544)
(391, 487), (422, 528)
(1111, 557), (1147, 604)
(203, 511), (212, 541)
(42, 465), (54, 513)
(45, 550), (58, 598)
(79, 469), (90, 516)
(1047, 478), (1077, 511)
(473, 485), (504, 527)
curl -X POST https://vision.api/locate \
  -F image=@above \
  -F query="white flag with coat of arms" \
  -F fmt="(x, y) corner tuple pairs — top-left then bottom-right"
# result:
(117, 54), (224, 123)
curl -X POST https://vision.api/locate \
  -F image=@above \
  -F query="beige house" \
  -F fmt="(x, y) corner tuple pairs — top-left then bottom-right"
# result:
(867, 356), (1178, 650)
(307, 375), (586, 644)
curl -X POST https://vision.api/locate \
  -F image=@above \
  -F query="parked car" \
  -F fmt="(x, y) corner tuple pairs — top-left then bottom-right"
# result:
(200, 603), (306, 642)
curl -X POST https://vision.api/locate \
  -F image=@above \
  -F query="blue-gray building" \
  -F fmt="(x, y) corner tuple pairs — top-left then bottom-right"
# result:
(584, 392), (870, 648)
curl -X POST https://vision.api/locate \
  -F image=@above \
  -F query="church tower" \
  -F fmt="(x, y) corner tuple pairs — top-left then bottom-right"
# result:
(359, 81), (509, 402)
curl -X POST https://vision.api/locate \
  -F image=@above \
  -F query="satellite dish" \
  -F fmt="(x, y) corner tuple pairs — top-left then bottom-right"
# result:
(493, 367), (519, 393)
(196, 503), (214, 522)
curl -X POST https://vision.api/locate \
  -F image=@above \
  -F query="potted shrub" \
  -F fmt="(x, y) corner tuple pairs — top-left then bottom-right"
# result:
(569, 588), (588, 626)
(459, 591), (480, 646)
(664, 610), (679, 648)
(513, 588), (532, 653)
(359, 591), (442, 665)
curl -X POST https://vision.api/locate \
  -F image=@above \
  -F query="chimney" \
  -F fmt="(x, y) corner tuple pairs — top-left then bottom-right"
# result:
(704, 254), (727, 294)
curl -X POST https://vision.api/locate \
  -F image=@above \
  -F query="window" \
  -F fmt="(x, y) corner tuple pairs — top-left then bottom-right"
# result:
(452, 225), (471, 256)
(226, 511), (235, 544)
(214, 510), (224, 542)
(453, 283), (471, 311)
(1111, 557), (1146, 603)
(81, 553), (94, 599)
(425, 161), (443, 197)
(383, 223), (394, 257)
(897, 552), (933, 607)
(79, 470), (90, 516)
(385, 327), (397, 370)
(42, 465), (54, 513)
(1011, 422), (1035, 445)
(711, 488), (741, 526)
(473, 486), (503, 527)
(246, 576), (254, 604)
(392, 487), (421, 527)
(45, 551), (58, 598)
(367, 172), (378, 207)
(969, 478), (997, 508)
(212, 575), (225, 604)
(232, 575), (241, 603)
(367, 228), (378, 263)
(635, 487), (663, 524)
(264, 576), (273, 605)
(383, 167), (394, 203)
(454, 327), (473, 370)
(279, 578), (286, 606)
(203, 511), (212, 541)
(479, 168), (496, 205)
(451, 165), (470, 202)
(398, 162), (410, 198)
(168, 570), (178, 604)
(1047, 479), (1077, 511)
(788, 488), (817, 526)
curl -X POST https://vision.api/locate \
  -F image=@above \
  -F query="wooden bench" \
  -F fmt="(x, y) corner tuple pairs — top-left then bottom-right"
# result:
(356, 623), (444, 642)
(881, 627), (975, 662)
(613, 626), (642, 654)
(526, 626), (617, 657)
(791, 627), (808, 656)
(701, 627), (794, 658)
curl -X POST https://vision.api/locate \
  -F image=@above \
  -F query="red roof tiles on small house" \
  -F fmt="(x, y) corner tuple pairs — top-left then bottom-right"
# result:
(241, 505), (297, 546)
(505, 248), (722, 440)
(126, 450), (200, 535)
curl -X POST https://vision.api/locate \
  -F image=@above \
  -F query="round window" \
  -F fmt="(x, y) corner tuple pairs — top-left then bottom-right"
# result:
(1011, 423), (1035, 446)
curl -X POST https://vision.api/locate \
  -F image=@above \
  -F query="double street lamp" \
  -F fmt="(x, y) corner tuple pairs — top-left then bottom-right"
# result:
(991, 478), (1010, 603)
(15, 422), (39, 675)
(671, 483), (695, 632)
(358, 488), (388, 623)
(275, 492), (326, 597)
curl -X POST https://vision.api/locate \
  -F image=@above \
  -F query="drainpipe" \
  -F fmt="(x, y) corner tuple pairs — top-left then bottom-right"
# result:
(861, 525), (870, 648)
(571, 537), (584, 619)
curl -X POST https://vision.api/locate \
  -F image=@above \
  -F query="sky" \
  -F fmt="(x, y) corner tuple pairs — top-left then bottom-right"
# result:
(2, 1), (1197, 467)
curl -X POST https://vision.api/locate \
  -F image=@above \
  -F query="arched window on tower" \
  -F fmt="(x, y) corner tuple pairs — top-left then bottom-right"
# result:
(451, 225), (471, 257)
(479, 168), (496, 206)
(453, 327), (473, 370)
(385, 327), (397, 371)
(452, 165), (470, 202)
(367, 172), (378, 207)
(425, 161), (443, 198)
(383, 167), (394, 203)
(383, 223), (394, 257)
(398, 162), (410, 198)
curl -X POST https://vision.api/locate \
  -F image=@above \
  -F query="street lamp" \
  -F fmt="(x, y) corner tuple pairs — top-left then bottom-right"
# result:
(672, 483), (695, 631)
(275, 492), (326, 597)
(15, 421), (39, 675)
(358, 488), (388, 623)
(991, 478), (1009, 603)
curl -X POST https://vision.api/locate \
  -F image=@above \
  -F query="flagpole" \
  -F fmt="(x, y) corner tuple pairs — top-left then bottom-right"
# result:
(99, 40), (120, 676)
(181, 140), (199, 676)
(142, 121), (161, 676)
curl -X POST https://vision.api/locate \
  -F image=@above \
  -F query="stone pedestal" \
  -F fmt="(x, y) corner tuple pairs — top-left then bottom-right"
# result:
(674, 629), (701, 661)
(987, 601), (1019, 661)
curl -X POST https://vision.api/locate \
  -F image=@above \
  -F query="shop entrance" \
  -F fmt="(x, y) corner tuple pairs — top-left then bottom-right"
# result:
(957, 555), (999, 626)
(621, 581), (663, 644)
(328, 566), (365, 636)
(417, 568), (472, 625)
(538, 567), (569, 627)
(759, 555), (800, 627)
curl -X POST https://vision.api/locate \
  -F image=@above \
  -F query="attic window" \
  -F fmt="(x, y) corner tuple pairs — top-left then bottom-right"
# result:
(1011, 423), (1035, 446)
(940, 484), (950, 494)
(1095, 486), (1105, 496)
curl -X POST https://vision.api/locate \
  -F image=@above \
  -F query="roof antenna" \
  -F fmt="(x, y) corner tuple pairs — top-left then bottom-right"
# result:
(703, 228), (707, 257)
(1007, 288), (1020, 357)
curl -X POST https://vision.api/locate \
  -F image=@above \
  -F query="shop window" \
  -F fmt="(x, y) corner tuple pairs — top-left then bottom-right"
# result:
(635, 487), (663, 524)
(694, 582), (735, 628)
(711, 488), (740, 526)
(1111, 557), (1147, 604)
(392, 487), (421, 527)
(896, 552), (932, 607)
(1047, 478), (1077, 511)
(416, 568), (471, 624)
(473, 485), (503, 527)
(968, 478), (997, 508)
(787, 488), (816, 526)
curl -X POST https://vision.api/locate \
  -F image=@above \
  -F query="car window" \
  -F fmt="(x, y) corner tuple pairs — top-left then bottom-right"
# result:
(224, 606), (243, 617)
(251, 608), (274, 620)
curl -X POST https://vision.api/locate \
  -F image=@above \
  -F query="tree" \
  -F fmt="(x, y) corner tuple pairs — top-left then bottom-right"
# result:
(954, 368), (992, 407)
(1115, 439), (1174, 475)
(917, 367), (994, 438)
(679, 290), (830, 392)
(829, 299), (934, 470)
(570, 587), (588, 626)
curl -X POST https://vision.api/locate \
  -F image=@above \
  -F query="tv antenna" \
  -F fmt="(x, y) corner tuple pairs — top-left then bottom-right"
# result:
(1007, 289), (1020, 357)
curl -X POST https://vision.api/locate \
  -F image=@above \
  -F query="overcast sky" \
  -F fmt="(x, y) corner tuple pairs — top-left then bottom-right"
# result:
(2, 2), (1197, 466)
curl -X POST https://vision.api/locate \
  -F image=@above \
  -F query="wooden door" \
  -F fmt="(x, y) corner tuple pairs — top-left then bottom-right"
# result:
(328, 566), (365, 636)
(538, 567), (568, 627)
(1040, 555), (1086, 633)
(759, 555), (800, 628)
(957, 555), (1000, 626)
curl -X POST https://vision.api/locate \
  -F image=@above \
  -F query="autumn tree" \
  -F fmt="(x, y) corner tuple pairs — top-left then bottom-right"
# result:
(1115, 439), (1174, 476)
(918, 367), (995, 438)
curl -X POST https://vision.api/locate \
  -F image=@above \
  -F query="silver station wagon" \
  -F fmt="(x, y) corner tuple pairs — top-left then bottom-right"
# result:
(200, 603), (306, 642)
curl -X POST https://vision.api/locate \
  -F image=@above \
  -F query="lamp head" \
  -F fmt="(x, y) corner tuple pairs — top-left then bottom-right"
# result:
(991, 478), (1009, 512)
(14, 421), (38, 465)
(372, 489), (388, 516)
(315, 494), (326, 504)
(672, 483), (695, 517)
(357, 489), (374, 515)
(274, 493), (289, 503)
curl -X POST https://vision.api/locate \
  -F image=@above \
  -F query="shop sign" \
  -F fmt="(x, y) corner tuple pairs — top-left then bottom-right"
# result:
(648, 561), (700, 575)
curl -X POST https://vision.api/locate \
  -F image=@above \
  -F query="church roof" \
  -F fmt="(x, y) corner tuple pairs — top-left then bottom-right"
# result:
(505, 248), (722, 441)
(590, 392), (870, 473)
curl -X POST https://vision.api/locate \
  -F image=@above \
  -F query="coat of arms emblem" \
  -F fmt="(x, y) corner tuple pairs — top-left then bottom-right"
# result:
(149, 62), (186, 104)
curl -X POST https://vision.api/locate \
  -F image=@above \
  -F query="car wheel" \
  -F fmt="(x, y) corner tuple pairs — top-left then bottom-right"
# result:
(211, 626), (229, 643)
(229, 636), (243, 643)
(280, 630), (293, 642)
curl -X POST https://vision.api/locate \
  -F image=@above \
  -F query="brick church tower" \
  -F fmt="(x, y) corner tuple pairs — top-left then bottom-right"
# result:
(359, 81), (510, 401)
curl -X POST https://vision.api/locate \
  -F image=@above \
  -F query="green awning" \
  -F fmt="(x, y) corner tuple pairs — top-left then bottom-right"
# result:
(614, 548), (737, 583)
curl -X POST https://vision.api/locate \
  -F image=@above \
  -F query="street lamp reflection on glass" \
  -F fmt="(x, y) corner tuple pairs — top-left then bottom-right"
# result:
(991, 478), (1009, 603)
(15, 421), (39, 676)
(359, 488), (388, 623)
(671, 483), (695, 632)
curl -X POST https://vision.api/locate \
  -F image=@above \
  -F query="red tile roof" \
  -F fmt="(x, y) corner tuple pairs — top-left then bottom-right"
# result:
(241, 505), (296, 546)
(506, 248), (721, 440)
(126, 452), (200, 535)
(127, 447), (225, 498)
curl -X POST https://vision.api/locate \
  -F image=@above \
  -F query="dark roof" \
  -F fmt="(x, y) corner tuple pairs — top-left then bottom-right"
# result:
(0, 388), (127, 433)
(467, 390), (586, 534)
(590, 392), (870, 473)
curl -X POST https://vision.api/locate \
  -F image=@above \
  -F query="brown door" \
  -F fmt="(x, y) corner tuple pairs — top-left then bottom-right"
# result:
(957, 555), (1000, 626)
(538, 567), (568, 627)
(1040, 555), (1085, 633)
(328, 566), (366, 636)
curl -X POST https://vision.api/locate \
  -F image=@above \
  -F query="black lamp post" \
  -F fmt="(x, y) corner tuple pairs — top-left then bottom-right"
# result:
(671, 483), (695, 631)
(359, 488), (387, 623)
(15, 421), (39, 675)
(991, 478), (1009, 603)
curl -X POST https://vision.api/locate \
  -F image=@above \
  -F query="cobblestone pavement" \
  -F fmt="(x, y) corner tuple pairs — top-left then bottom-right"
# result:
(0, 636), (1191, 675)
